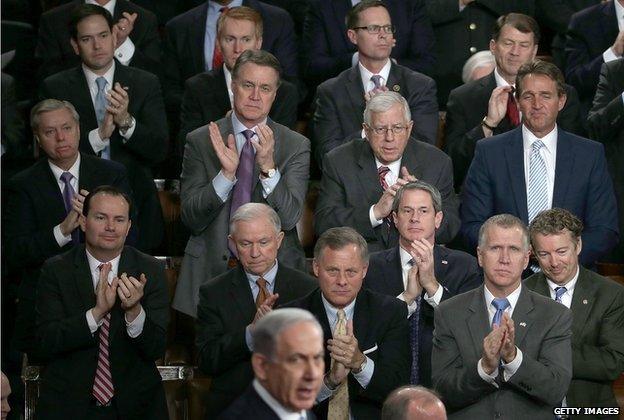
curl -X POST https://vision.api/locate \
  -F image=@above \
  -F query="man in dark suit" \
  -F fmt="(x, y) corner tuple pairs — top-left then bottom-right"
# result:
(311, 0), (438, 165)
(35, 0), (161, 80)
(445, 13), (583, 189)
(284, 227), (409, 420)
(432, 214), (572, 418)
(461, 60), (619, 267)
(174, 50), (310, 317)
(3, 99), (131, 361)
(179, 6), (299, 145)
(588, 58), (624, 262)
(163, 0), (299, 112)
(219, 308), (323, 420)
(301, 0), (435, 84)
(525, 208), (624, 415)
(364, 181), (482, 387)
(39, 4), (168, 252)
(35, 186), (169, 419)
(565, 0), (624, 119)
(315, 91), (459, 252)
(196, 203), (317, 417)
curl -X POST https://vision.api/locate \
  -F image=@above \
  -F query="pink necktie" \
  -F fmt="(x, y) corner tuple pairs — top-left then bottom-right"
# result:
(92, 264), (114, 405)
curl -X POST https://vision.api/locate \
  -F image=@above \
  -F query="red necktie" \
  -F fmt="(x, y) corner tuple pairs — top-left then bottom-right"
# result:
(212, 7), (229, 69)
(506, 89), (520, 127)
(92, 264), (114, 405)
(378, 166), (394, 229)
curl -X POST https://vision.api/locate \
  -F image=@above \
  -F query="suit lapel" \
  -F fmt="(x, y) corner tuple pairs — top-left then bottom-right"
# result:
(552, 132), (574, 208)
(569, 268), (597, 339)
(386, 248), (406, 296)
(346, 66), (365, 123)
(512, 287), (535, 348)
(274, 265), (293, 304)
(229, 267), (257, 322)
(70, 68), (98, 128)
(357, 141), (384, 210)
(353, 291), (371, 349)
(401, 141), (423, 180)
(215, 67), (232, 109)
(504, 128), (529, 222)
(33, 160), (68, 222)
(528, 273), (551, 298)
(466, 287), (490, 355)
(73, 247), (97, 313)
(386, 63), (402, 94)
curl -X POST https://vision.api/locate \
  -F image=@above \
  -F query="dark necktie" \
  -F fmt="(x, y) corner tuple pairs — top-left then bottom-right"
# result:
(506, 89), (520, 127)
(255, 277), (269, 308)
(407, 259), (421, 384)
(212, 7), (229, 69)
(370, 74), (382, 91)
(92, 264), (114, 405)
(377, 166), (394, 230)
(60, 172), (79, 244)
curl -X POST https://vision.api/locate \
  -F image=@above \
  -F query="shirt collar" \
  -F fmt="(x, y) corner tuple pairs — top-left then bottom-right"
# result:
(245, 260), (279, 285)
(399, 246), (413, 269)
(545, 266), (580, 297)
(82, 60), (115, 88)
(493, 66), (513, 88)
(223, 65), (233, 103)
(85, 248), (121, 285)
(49, 153), (81, 181)
(321, 293), (356, 326)
(85, 0), (116, 15)
(522, 124), (558, 153)
(374, 157), (401, 176)
(484, 282), (522, 315)
(358, 58), (392, 90)
(252, 379), (307, 420)
(231, 110), (267, 134)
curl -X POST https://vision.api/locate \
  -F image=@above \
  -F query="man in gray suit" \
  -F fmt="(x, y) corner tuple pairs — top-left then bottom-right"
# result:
(315, 91), (459, 251)
(432, 214), (572, 419)
(173, 49), (310, 317)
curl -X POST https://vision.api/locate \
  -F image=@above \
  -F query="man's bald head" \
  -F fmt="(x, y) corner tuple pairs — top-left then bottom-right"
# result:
(382, 386), (446, 420)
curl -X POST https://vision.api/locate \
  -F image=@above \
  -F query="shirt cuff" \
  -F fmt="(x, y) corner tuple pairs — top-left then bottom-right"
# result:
(369, 205), (384, 228)
(89, 128), (110, 154)
(316, 380), (333, 402)
(245, 325), (254, 352)
(260, 169), (281, 198)
(212, 170), (237, 202)
(53, 224), (72, 247)
(115, 37), (136, 66)
(477, 358), (499, 387)
(501, 347), (523, 381)
(119, 117), (136, 141)
(424, 284), (443, 307)
(397, 292), (419, 317)
(86, 309), (104, 334)
(603, 47), (620, 63)
(353, 356), (374, 388)
(125, 306), (146, 338)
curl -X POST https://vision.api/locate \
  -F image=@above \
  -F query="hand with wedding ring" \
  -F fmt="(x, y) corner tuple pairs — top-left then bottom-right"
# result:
(117, 272), (147, 321)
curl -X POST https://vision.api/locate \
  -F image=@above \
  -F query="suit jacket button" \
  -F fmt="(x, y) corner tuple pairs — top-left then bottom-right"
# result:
(469, 23), (477, 30)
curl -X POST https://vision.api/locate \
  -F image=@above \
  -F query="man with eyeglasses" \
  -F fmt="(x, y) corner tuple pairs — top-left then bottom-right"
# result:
(310, 0), (439, 168)
(315, 91), (459, 252)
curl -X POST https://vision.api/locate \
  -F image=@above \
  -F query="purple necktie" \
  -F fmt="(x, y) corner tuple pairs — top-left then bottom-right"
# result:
(229, 130), (255, 255)
(370, 75), (382, 90)
(60, 172), (79, 244)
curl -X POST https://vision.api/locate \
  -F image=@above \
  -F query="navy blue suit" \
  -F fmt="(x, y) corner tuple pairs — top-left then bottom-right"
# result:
(363, 245), (482, 387)
(301, 0), (436, 83)
(460, 127), (619, 265)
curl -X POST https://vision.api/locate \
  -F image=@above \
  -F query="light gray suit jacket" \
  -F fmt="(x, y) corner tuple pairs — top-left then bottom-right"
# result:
(173, 117), (310, 317)
(432, 285), (573, 420)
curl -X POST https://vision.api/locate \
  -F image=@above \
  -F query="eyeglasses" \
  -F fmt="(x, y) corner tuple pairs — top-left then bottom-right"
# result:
(366, 125), (408, 136)
(352, 24), (395, 34)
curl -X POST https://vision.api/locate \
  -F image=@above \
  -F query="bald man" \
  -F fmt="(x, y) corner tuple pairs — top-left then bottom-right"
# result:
(382, 385), (446, 420)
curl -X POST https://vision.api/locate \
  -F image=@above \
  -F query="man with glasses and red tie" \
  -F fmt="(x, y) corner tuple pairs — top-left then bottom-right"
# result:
(35, 186), (168, 419)
(315, 91), (459, 252)
(310, 0), (439, 167)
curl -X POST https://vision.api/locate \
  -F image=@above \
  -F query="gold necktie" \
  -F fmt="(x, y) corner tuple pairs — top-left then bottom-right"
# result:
(255, 277), (269, 308)
(328, 309), (349, 420)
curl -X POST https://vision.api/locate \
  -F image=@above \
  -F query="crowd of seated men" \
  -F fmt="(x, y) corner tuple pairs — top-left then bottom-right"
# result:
(1, 0), (623, 419)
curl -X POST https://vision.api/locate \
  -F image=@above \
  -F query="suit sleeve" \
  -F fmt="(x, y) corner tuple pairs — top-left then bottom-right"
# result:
(407, 75), (439, 145)
(572, 285), (624, 382)
(195, 284), (251, 375)
(310, 84), (348, 167)
(396, 0), (436, 77)
(564, 14), (605, 101)
(432, 152), (460, 245)
(588, 62), (624, 142)
(431, 304), (498, 409)
(507, 307), (573, 405)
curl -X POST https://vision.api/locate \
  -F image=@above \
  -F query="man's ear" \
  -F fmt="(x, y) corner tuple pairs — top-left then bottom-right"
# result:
(251, 353), (269, 381)
(347, 29), (358, 46)
(70, 38), (79, 56)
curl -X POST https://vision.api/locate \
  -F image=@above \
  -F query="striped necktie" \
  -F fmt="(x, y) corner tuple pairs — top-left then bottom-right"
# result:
(527, 139), (548, 222)
(92, 264), (115, 405)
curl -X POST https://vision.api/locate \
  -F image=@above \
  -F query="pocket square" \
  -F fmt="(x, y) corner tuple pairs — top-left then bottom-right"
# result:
(363, 344), (378, 355)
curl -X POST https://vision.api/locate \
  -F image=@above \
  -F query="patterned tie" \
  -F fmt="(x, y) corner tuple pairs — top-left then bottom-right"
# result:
(491, 297), (510, 328)
(92, 264), (114, 406)
(370, 74), (382, 91)
(60, 172), (79, 244)
(527, 139), (548, 223)
(506, 89), (520, 127)
(328, 309), (349, 420)
(255, 277), (270, 308)
(377, 166), (394, 230)
(408, 259), (421, 384)
(554, 286), (567, 303)
(95, 77), (110, 160)
(212, 7), (229, 69)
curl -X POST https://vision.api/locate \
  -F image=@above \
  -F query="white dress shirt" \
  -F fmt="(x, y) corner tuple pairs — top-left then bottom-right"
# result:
(359, 59), (391, 93)
(369, 157), (401, 227)
(396, 246), (443, 316)
(603, 0), (624, 62)
(522, 124), (557, 211)
(85, 0), (136, 65)
(223, 65), (234, 106)
(50, 155), (81, 246)
(253, 379), (307, 420)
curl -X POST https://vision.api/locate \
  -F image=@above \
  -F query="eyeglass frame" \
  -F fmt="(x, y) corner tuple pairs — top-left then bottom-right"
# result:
(364, 123), (410, 136)
(351, 24), (395, 34)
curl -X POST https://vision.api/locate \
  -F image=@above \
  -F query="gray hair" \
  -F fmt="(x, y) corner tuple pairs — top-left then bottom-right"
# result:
(478, 214), (529, 251)
(461, 50), (495, 83)
(314, 226), (369, 264)
(31, 99), (80, 132)
(363, 91), (411, 126)
(392, 181), (442, 214)
(229, 202), (281, 236)
(382, 385), (447, 420)
(253, 308), (322, 360)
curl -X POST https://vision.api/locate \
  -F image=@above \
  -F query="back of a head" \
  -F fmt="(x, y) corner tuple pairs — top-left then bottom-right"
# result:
(382, 386), (447, 420)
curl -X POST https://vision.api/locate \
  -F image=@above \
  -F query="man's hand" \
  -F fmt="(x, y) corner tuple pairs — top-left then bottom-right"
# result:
(483, 85), (513, 136)
(250, 293), (279, 326)
(364, 85), (389, 103)
(499, 313), (517, 364)
(209, 122), (239, 180)
(612, 30), (624, 57)
(252, 124), (275, 174)
(98, 111), (116, 140)
(403, 262), (423, 304)
(481, 323), (507, 375)
(92, 263), (118, 322)
(106, 83), (131, 127)
(117, 272), (146, 322)
(328, 320), (366, 371)
(408, 238), (439, 297)
(113, 12), (138, 48)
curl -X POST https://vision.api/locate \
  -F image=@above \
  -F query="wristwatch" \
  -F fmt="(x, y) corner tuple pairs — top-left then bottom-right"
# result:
(260, 167), (277, 178)
(352, 357), (367, 374)
(119, 114), (134, 134)
(481, 116), (497, 131)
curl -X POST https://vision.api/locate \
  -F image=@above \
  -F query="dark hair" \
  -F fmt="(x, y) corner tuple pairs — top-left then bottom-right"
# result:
(231, 49), (281, 85)
(392, 181), (442, 214)
(69, 4), (114, 40)
(83, 185), (133, 220)
(491, 13), (540, 45)
(529, 208), (583, 245)
(515, 59), (566, 98)
(346, 0), (389, 29)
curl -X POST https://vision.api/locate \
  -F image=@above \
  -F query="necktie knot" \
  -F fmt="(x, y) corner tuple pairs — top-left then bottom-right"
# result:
(60, 171), (73, 184)
(378, 165), (390, 179)
(531, 139), (545, 152)
(492, 297), (510, 312)
(256, 277), (267, 289)
(370, 75), (382, 90)
(554, 286), (567, 302)
(337, 308), (346, 323)
(242, 129), (255, 141)
(95, 76), (107, 92)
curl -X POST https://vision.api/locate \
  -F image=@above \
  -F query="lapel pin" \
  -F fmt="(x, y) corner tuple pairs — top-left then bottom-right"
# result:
(582, 299), (588, 305)
(441, 260), (448, 264)
(392, 84), (400, 92)
(519, 322), (526, 327)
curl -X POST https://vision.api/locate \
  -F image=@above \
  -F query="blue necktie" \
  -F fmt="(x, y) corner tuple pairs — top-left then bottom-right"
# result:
(491, 297), (510, 327)
(95, 77), (110, 160)
(527, 139), (548, 222)
(60, 172), (79, 244)
(554, 287), (567, 303)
